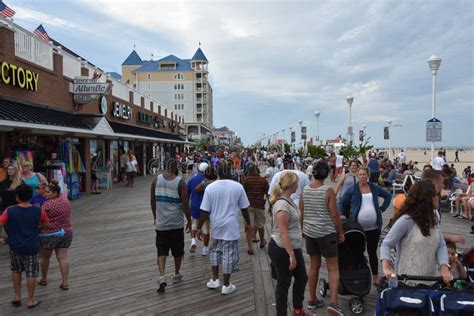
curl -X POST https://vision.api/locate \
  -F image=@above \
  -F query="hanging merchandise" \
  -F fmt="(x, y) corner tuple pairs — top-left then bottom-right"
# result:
(14, 150), (34, 173)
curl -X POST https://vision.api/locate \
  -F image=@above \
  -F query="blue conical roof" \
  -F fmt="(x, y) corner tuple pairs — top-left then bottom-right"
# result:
(191, 48), (208, 62)
(122, 50), (143, 66)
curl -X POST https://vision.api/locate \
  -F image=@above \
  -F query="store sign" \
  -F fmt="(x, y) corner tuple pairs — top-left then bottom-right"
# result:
(112, 101), (132, 120)
(138, 112), (156, 125)
(100, 96), (107, 114)
(0, 61), (39, 91)
(73, 78), (111, 95)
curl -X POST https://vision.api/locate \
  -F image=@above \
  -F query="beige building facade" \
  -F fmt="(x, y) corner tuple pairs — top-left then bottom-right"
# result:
(121, 48), (213, 140)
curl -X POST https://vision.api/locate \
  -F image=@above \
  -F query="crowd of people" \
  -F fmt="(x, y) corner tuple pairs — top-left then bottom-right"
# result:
(0, 147), (472, 314)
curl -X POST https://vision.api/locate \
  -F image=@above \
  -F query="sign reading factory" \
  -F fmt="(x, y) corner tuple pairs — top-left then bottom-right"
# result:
(0, 61), (39, 91)
(112, 101), (132, 120)
(71, 77), (112, 104)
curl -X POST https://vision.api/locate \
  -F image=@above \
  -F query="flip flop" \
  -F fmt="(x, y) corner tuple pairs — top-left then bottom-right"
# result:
(60, 284), (69, 291)
(259, 239), (267, 249)
(28, 300), (41, 309)
(38, 280), (47, 286)
(247, 249), (254, 255)
(11, 300), (21, 307)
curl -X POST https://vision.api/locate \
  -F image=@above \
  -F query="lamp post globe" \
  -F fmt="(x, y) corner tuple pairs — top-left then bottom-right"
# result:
(428, 55), (442, 75)
(314, 111), (320, 143)
(346, 96), (354, 143)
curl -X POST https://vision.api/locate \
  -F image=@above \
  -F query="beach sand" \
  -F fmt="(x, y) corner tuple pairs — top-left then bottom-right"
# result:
(389, 149), (474, 177)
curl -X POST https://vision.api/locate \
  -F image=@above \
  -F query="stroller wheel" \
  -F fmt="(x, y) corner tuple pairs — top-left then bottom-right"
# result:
(319, 278), (328, 297)
(349, 297), (364, 315)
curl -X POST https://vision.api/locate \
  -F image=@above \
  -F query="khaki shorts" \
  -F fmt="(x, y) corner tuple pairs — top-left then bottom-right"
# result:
(249, 207), (266, 228)
(192, 218), (210, 235)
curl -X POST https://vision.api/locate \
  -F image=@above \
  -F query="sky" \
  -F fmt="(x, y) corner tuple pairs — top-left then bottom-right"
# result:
(8, 0), (474, 148)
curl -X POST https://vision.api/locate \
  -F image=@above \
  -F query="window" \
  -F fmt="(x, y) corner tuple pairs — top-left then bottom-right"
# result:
(174, 104), (184, 110)
(174, 84), (184, 90)
(147, 73), (151, 80)
(174, 93), (184, 100)
(174, 73), (184, 80)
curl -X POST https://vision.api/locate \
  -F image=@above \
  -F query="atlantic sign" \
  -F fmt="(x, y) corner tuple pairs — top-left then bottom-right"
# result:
(71, 77), (112, 104)
(0, 61), (39, 91)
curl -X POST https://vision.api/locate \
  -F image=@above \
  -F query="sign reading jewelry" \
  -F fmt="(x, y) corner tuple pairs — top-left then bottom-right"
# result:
(0, 61), (39, 91)
(112, 101), (132, 120)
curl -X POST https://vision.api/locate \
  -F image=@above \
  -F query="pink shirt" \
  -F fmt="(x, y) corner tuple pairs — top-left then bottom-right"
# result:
(40, 197), (72, 235)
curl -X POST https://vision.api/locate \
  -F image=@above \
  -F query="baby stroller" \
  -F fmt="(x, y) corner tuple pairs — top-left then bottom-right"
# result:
(376, 275), (474, 315)
(319, 220), (372, 314)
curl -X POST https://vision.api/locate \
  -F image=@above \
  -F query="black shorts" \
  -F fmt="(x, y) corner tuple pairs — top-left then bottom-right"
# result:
(155, 229), (184, 257)
(91, 173), (98, 181)
(40, 234), (73, 250)
(305, 233), (338, 258)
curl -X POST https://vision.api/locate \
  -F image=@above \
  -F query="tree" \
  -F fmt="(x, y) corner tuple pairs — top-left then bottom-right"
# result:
(307, 145), (327, 158)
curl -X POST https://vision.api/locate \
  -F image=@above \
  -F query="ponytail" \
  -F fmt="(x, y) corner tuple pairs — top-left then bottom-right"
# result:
(269, 171), (299, 205)
(269, 182), (282, 205)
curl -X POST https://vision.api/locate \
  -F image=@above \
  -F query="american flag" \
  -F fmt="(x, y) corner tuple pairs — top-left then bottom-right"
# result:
(33, 24), (51, 42)
(0, 1), (16, 18)
(92, 71), (102, 80)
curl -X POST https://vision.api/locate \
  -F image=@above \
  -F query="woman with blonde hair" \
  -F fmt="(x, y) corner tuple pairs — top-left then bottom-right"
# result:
(21, 162), (47, 197)
(0, 164), (24, 241)
(1, 164), (23, 211)
(268, 171), (310, 316)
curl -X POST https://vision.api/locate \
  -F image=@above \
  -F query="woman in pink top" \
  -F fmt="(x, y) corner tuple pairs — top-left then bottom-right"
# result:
(38, 180), (73, 290)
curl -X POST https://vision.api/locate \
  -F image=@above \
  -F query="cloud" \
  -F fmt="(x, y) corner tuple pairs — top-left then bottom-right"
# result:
(14, 6), (87, 32)
(60, 0), (474, 147)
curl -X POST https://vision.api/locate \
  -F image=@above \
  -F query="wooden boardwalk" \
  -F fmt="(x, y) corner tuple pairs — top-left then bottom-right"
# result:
(0, 175), (472, 315)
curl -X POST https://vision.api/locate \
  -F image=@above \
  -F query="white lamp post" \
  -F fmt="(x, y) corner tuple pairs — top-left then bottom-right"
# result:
(281, 128), (285, 153)
(428, 54), (442, 164)
(346, 96), (354, 144)
(314, 111), (320, 144)
(289, 126), (293, 152)
(386, 119), (392, 160)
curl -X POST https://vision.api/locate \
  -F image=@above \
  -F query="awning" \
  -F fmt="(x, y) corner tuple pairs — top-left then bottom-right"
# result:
(0, 98), (101, 129)
(108, 121), (189, 144)
(0, 98), (190, 144)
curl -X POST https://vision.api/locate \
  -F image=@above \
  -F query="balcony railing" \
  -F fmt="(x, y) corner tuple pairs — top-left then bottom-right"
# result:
(14, 28), (53, 70)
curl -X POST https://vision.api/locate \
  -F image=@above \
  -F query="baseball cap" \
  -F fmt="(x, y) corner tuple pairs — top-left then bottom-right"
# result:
(198, 162), (209, 172)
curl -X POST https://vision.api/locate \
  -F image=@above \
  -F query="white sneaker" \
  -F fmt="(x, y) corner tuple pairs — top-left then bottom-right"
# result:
(206, 278), (221, 289)
(201, 246), (209, 256)
(221, 283), (236, 295)
(190, 239), (197, 253)
(172, 273), (184, 283)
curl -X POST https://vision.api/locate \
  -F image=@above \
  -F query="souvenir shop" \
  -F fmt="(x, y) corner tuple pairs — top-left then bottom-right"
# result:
(0, 133), (85, 200)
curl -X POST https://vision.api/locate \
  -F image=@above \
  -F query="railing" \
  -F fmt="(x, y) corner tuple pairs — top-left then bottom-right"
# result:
(111, 78), (130, 101)
(62, 52), (82, 78)
(133, 92), (141, 106)
(14, 28), (53, 70)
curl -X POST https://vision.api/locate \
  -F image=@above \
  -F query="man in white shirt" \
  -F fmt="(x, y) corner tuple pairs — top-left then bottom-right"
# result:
(335, 154), (344, 178)
(268, 154), (310, 206)
(398, 150), (407, 164)
(433, 150), (445, 171)
(197, 163), (250, 295)
(276, 155), (283, 171)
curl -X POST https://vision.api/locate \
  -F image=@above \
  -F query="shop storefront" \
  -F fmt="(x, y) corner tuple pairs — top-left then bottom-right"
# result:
(0, 20), (189, 198)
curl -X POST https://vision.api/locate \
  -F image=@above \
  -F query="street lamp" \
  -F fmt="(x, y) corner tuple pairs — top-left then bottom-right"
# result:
(428, 54), (442, 164)
(386, 119), (392, 160)
(314, 111), (320, 144)
(289, 126), (293, 152)
(281, 128), (285, 153)
(346, 96), (354, 144)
